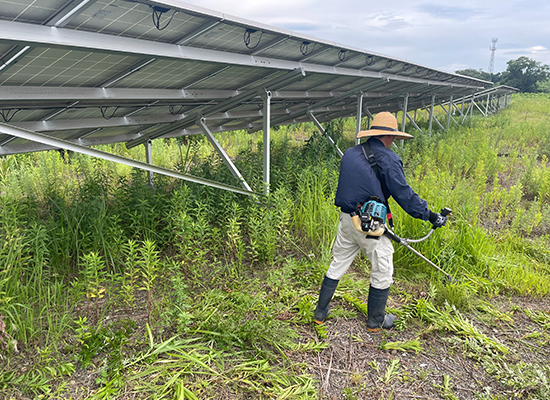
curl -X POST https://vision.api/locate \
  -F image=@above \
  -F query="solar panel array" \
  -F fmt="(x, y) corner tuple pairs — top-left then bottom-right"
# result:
(0, 0), (511, 158)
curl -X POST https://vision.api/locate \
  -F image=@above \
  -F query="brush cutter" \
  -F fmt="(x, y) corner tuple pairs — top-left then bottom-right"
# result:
(384, 208), (456, 284)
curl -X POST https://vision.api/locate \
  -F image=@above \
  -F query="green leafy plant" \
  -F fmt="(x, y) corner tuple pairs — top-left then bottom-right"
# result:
(433, 374), (459, 400)
(119, 239), (140, 308)
(138, 240), (161, 322)
(80, 251), (107, 323)
(380, 338), (422, 354)
(380, 359), (401, 385)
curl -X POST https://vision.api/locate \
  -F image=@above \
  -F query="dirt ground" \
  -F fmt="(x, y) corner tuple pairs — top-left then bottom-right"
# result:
(289, 294), (550, 400)
(4, 288), (549, 399)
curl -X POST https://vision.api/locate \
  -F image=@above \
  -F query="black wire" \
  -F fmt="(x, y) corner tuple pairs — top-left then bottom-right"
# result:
(150, 6), (177, 30)
(169, 105), (185, 115)
(300, 41), (315, 56)
(243, 28), (263, 50)
(0, 109), (21, 123)
(99, 106), (120, 120)
(338, 50), (349, 62)
(365, 55), (375, 66)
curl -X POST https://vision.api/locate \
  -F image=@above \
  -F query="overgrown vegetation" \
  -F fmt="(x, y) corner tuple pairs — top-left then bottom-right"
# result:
(457, 56), (550, 93)
(1, 94), (550, 399)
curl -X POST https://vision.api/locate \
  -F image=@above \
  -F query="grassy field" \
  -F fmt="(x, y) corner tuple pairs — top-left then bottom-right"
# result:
(1, 94), (550, 399)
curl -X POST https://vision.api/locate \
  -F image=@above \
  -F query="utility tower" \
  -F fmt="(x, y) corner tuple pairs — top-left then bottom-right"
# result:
(489, 37), (498, 74)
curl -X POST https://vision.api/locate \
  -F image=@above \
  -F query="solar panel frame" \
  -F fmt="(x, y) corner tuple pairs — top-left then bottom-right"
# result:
(0, 0), (518, 196)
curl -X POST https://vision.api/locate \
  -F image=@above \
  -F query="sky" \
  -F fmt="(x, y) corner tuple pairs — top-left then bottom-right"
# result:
(181, 0), (550, 74)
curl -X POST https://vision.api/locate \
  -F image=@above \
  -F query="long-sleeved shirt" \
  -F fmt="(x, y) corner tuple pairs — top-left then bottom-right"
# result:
(334, 137), (430, 220)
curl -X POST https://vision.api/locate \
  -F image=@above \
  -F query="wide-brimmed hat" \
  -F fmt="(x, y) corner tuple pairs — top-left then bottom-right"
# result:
(356, 111), (413, 140)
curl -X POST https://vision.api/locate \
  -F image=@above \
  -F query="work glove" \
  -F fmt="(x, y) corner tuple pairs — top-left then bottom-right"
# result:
(428, 210), (447, 228)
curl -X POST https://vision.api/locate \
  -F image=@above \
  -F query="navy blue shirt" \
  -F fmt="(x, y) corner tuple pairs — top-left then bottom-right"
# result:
(334, 137), (430, 220)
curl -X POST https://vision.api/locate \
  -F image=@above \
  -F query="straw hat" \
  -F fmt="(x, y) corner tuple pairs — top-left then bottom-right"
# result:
(356, 112), (413, 140)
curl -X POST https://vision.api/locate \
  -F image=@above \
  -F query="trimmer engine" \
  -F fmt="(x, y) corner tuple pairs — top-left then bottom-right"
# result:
(351, 200), (387, 236)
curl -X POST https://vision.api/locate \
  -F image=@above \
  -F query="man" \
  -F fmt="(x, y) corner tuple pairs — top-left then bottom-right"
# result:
(314, 111), (447, 332)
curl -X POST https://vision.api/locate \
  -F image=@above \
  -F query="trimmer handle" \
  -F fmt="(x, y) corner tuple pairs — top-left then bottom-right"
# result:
(383, 228), (401, 244)
(385, 207), (452, 244)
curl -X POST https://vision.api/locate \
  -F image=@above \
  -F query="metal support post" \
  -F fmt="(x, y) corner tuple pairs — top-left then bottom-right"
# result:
(262, 90), (271, 195)
(485, 94), (490, 116)
(446, 95), (453, 130)
(401, 94), (409, 132)
(355, 94), (363, 145)
(308, 111), (344, 158)
(428, 95), (435, 135)
(145, 139), (154, 187)
(198, 118), (255, 195)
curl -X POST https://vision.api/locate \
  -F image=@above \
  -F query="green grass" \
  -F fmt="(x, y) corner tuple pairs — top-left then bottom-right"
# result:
(1, 94), (550, 398)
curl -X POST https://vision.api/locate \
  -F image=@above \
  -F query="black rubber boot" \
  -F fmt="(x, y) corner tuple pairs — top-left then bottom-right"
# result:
(314, 276), (339, 324)
(366, 285), (396, 332)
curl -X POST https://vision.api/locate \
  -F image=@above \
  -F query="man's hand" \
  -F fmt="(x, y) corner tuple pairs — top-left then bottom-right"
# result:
(429, 211), (447, 228)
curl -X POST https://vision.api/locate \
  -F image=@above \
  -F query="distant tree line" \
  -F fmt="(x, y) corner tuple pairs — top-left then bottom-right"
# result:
(456, 56), (550, 93)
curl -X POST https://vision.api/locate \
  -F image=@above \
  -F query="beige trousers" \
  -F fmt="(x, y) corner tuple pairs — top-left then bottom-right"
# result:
(325, 212), (395, 289)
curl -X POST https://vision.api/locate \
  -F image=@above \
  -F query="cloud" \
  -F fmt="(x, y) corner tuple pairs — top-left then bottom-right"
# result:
(361, 13), (410, 29)
(180, 0), (550, 73)
(265, 19), (324, 32)
(416, 3), (487, 21)
(529, 45), (549, 54)
(527, 46), (550, 64)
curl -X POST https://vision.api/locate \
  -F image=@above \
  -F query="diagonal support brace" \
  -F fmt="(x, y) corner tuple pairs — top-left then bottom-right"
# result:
(0, 122), (260, 197)
(308, 111), (344, 158)
(198, 118), (255, 195)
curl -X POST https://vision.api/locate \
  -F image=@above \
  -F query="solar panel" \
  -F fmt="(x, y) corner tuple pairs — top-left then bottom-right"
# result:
(0, 0), (517, 195)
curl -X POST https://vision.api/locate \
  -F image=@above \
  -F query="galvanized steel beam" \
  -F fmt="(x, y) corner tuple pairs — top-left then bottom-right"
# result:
(263, 78), (388, 131)
(145, 140), (154, 187)
(401, 94), (409, 132)
(263, 91), (271, 195)
(0, 86), (381, 104)
(0, 45), (32, 75)
(12, 106), (358, 133)
(405, 112), (422, 132)
(428, 95), (435, 135)
(45, 0), (97, 27)
(0, 20), (484, 91)
(446, 95), (453, 130)
(198, 118), (255, 195)
(125, 68), (305, 149)
(308, 111), (344, 158)
(355, 94), (363, 145)
(0, 122), (259, 197)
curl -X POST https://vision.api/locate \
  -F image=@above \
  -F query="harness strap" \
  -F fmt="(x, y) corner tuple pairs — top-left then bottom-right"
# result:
(360, 141), (394, 229)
